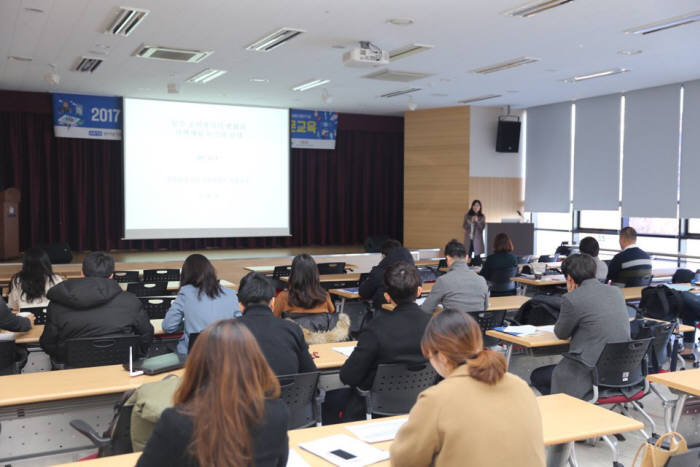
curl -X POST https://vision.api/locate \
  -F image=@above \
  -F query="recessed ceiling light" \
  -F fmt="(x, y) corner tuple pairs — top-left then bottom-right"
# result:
(8, 55), (32, 62)
(617, 49), (642, 55)
(24, 7), (44, 13)
(292, 79), (330, 91)
(246, 28), (305, 52)
(387, 17), (415, 26)
(458, 94), (502, 104)
(625, 11), (700, 35)
(503, 0), (574, 18)
(249, 77), (269, 83)
(471, 57), (540, 74)
(563, 67), (629, 83)
(186, 68), (227, 84)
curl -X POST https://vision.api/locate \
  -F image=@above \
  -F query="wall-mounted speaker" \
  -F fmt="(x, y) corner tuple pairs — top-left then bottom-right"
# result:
(496, 119), (521, 153)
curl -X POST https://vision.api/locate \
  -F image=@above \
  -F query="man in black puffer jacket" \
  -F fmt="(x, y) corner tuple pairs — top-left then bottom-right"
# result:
(40, 252), (153, 363)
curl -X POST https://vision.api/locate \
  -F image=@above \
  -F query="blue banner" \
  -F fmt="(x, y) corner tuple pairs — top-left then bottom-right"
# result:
(52, 93), (122, 140)
(290, 109), (338, 150)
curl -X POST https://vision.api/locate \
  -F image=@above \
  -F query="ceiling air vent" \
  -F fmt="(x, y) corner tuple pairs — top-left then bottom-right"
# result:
(503, 0), (574, 18)
(105, 7), (149, 36)
(134, 45), (213, 63)
(389, 43), (434, 62)
(458, 94), (502, 104)
(625, 11), (700, 35)
(246, 28), (305, 52)
(73, 57), (103, 72)
(363, 69), (432, 82)
(380, 88), (421, 98)
(471, 56), (539, 74)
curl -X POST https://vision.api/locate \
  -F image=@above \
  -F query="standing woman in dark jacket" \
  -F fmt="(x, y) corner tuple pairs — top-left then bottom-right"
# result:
(359, 239), (415, 310)
(138, 320), (289, 467)
(463, 200), (486, 259)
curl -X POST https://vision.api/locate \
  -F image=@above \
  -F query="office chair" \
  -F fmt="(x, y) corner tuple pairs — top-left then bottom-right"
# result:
(20, 306), (49, 325)
(317, 262), (346, 275)
(127, 282), (168, 297)
(278, 371), (324, 428)
(113, 270), (140, 283)
(63, 335), (141, 369)
(488, 267), (518, 297)
(142, 269), (180, 282)
(139, 297), (175, 319)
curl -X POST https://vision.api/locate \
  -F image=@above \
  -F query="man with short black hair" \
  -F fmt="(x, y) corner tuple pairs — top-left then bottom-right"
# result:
(578, 236), (607, 281)
(530, 254), (630, 399)
(421, 239), (489, 314)
(606, 227), (652, 285)
(238, 272), (316, 376)
(40, 251), (153, 364)
(340, 261), (431, 389)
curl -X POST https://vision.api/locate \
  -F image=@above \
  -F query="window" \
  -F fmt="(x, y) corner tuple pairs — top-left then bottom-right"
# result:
(533, 212), (572, 231)
(688, 219), (700, 234)
(634, 236), (679, 256)
(628, 217), (678, 236)
(573, 232), (620, 258)
(578, 210), (620, 231)
(535, 230), (572, 256)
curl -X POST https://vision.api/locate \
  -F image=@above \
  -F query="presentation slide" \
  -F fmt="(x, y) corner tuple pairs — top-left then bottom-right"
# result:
(123, 98), (289, 240)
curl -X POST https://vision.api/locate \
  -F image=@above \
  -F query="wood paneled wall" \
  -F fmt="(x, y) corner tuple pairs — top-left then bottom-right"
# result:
(404, 107), (470, 249)
(469, 177), (524, 223)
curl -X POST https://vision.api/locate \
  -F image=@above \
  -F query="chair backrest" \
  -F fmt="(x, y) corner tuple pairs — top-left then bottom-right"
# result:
(278, 372), (321, 429)
(317, 262), (346, 275)
(468, 310), (506, 346)
(113, 271), (140, 283)
(624, 274), (653, 287)
(139, 297), (175, 319)
(64, 335), (140, 368)
(0, 338), (18, 375)
(538, 255), (556, 263)
(272, 265), (292, 279)
(594, 338), (653, 389)
(488, 267), (518, 294)
(127, 282), (168, 297)
(142, 269), (180, 282)
(437, 259), (448, 270)
(358, 272), (370, 286)
(367, 363), (437, 416)
(470, 256), (483, 267)
(20, 306), (49, 325)
(188, 332), (200, 353)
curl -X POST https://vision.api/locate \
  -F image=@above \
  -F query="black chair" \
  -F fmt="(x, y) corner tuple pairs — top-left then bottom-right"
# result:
(538, 255), (557, 263)
(143, 269), (180, 282)
(64, 335), (141, 368)
(357, 362), (437, 419)
(358, 272), (370, 287)
(272, 265), (292, 291)
(317, 262), (346, 275)
(278, 372), (323, 428)
(127, 282), (168, 297)
(470, 256), (483, 267)
(139, 297), (175, 319)
(488, 267), (518, 297)
(0, 336), (20, 375)
(70, 395), (135, 457)
(467, 310), (506, 347)
(20, 306), (49, 325)
(113, 270), (140, 283)
(624, 274), (653, 287)
(188, 332), (200, 353)
(666, 445), (700, 467)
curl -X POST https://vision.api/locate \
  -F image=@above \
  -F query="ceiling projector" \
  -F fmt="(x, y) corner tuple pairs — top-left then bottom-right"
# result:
(343, 41), (389, 67)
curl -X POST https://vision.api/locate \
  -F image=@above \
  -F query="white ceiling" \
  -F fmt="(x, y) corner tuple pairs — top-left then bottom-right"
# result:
(1, 0), (699, 115)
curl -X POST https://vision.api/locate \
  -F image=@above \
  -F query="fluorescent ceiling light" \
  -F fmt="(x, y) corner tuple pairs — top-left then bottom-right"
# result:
(625, 11), (700, 35)
(379, 88), (421, 98)
(471, 56), (540, 74)
(458, 94), (502, 104)
(186, 68), (227, 84)
(292, 79), (330, 91)
(246, 28), (305, 52)
(564, 67), (629, 83)
(105, 7), (149, 36)
(503, 0), (574, 18)
(389, 43), (434, 62)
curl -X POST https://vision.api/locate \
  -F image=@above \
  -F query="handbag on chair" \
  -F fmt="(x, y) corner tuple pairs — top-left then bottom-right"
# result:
(632, 432), (688, 467)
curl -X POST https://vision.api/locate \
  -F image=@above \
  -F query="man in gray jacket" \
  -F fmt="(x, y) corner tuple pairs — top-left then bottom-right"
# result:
(530, 253), (631, 399)
(421, 239), (489, 314)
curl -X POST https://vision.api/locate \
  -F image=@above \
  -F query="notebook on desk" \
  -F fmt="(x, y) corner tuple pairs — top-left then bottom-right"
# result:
(337, 287), (359, 294)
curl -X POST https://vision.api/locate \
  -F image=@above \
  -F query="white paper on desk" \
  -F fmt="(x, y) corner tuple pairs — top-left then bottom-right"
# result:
(537, 325), (556, 333)
(501, 325), (537, 336)
(346, 417), (408, 443)
(286, 449), (310, 467)
(543, 274), (565, 281)
(299, 434), (390, 466)
(416, 297), (427, 305)
(333, 346), (356, 357)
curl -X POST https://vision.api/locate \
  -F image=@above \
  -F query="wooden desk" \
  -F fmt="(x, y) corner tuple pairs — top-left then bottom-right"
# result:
(382, 293), (528, 313)
(281, 273), (361, 284)
(55, 393), (643, 467)
(6, 319), (166, 345)
(310, 341), (355, 370)
(648, 369), (700, 432)
(512, 275), (567, 287)
(117, 279), (236, 292)
(486, 328), (570, 364)
(245, 264), (358, 274)
(415, 259), (442, 267)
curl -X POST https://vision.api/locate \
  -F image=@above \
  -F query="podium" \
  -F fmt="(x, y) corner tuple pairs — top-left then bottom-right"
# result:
(0, 188), (21, 260)
(485, 222), (534, 256)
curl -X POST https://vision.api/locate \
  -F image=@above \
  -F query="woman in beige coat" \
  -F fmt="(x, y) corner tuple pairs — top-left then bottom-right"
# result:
(391, 310), (545, 467)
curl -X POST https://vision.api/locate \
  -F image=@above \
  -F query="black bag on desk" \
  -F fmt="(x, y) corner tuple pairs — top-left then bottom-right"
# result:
(515, 294), (562, 325)
(639, 285), (685, 321)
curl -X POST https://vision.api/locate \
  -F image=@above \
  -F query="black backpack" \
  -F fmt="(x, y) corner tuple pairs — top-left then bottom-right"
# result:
(515, 295), (562, 325)
(639, 285), (685, 321)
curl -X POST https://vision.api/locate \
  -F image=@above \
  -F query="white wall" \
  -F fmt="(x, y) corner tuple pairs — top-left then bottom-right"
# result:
(469, 106), (523, 178)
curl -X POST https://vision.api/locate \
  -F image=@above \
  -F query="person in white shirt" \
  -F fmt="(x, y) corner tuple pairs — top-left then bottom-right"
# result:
(8, 248), (63, 310)
(578, 236), (608, 281)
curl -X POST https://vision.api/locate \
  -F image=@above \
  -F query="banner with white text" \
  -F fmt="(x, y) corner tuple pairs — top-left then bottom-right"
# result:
(52, 93), (122, 140)
(290, 109), (338, 150)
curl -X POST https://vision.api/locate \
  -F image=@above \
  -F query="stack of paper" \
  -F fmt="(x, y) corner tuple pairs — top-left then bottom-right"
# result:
(494, 325), (538, 336)
(537, 325), (556, 333)
(333, 346), (356, 357)
(346, 418), (408, 443)
(338, 287), (360, 294)
(299, 434), (390, 466)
